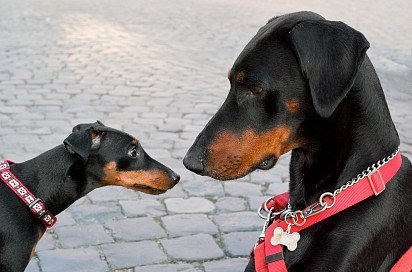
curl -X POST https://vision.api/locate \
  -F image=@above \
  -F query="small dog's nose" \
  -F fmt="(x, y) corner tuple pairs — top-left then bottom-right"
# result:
(183, 154), (205, 175)
(170, 172), (180, 185)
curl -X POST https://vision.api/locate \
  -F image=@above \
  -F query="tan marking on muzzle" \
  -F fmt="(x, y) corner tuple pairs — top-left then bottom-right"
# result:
(101, 162), (173, 193)
(205, 126), (297, 179)
(286, 100), (300, 113)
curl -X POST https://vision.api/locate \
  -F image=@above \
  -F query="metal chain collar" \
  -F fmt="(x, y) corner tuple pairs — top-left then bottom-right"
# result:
(259, 147), (400, 228)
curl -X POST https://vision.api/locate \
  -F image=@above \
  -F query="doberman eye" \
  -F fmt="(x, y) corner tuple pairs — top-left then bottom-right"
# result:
(127, 146), (139, 159)
(249, 86), (263, 94)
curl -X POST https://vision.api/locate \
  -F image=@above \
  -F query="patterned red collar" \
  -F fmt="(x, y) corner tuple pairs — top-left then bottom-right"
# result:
(0, 160), (57, 228)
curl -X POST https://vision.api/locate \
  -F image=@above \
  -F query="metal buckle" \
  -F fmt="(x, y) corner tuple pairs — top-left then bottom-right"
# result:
(28, 198), (41, 208)
(367, 169), (385, 196)
(258, 208), (274, 241)
(37, 209), (48, 219)
(303, 202), (327, 218)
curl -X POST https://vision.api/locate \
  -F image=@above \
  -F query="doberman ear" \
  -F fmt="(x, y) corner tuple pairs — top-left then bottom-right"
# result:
(64, 128), (101, 162)
(289, 20), (370, 117)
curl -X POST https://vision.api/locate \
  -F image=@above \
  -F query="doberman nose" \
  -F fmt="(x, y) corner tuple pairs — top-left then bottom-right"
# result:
(183, 151), (205, 175)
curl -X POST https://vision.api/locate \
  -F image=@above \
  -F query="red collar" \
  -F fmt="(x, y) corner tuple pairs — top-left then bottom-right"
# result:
(0, 160), (57, 228)
(254, 149), (411, 272)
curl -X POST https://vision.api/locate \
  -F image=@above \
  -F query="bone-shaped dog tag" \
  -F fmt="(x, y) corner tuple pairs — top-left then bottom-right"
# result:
(270, 227), (300, 251)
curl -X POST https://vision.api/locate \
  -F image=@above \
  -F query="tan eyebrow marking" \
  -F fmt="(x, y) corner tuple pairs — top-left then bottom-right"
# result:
(131, 139), (138, 145)
(285, 100), (300, 113)
(236, 71), (245, 83)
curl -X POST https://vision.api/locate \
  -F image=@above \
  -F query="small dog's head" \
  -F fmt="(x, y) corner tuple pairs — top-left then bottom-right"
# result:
(184, 11), (369, 180)
(64, 121), (180, 195)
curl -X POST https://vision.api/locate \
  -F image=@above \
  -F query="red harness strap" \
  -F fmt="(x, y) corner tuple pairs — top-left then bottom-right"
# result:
(254, 152), (411, 271)
(0, 160), (57, 228)
(391, 246), (412, 272)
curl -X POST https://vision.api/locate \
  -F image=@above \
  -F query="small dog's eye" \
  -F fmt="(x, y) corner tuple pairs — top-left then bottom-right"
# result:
(127, 146), (139, 158)
(249, 86), (263, 94)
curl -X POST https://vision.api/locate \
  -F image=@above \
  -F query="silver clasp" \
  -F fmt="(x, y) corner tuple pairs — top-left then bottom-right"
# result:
(303, 202), (327, 218)
(258, 208), (274, 241)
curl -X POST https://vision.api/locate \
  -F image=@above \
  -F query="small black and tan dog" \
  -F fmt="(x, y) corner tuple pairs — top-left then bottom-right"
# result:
(0, 121), (179, 272)
(184, 11), (412, 271)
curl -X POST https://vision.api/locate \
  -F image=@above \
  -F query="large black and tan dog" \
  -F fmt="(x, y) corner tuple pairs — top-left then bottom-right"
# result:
(0, 121), (179, 272)
(184, 11), (412, 271)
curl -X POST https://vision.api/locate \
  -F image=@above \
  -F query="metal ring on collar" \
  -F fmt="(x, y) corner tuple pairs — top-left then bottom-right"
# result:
(291, 210), (307, 226)
(283, 211), (296, 225)
(319, 192), (336, 208)
(257, 196), (275, 219)
(258, 206), (268, 219)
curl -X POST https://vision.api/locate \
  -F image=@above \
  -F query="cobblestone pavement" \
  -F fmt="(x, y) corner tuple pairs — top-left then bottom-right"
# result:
(0, 0), (410, 271)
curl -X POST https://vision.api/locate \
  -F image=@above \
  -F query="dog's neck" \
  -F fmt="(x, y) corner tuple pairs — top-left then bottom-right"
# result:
(9, 145), (99, 216)
(289, 58), (400, 209)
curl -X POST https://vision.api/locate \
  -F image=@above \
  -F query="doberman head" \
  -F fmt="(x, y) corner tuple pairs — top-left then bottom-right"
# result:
(184, 11), (374, 181)
(64, 120), (180, 195)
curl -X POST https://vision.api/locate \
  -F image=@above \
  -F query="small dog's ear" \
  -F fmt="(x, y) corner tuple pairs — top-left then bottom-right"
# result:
(64, 128), (101, 162)
(267, 15), (281, 24)
(289, 20), (370, 118)
(72, 121), (105, 132)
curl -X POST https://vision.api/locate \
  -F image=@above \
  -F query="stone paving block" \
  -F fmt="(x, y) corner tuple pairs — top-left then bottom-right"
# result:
(119, 199), (166, 217)
(182, 179), (224, 196)
(249, 170), (283, 184)
(224, 181), (262, 196)
(162, 214), (218, 237)
(213, 212), (261, 232)
(55, 224), (114, 248)
(203, 258), (250, 272)
(57, 210), (76, 226)
(2, 134), (36, 145)
(68, 203), (124, 224)
(158, 123), (184, 133)
(174, 148), (190, 160)
(165, 197), (215, 213)
(105, 217), (166, 241)
(102, 241), (167, 268)
(88, 186), (139, 203)
(216, 197), (247, 212)
(247, 196), (270, 211)
(36, 231), (55, 251)
(222, 231), (260, 256)
(134, 263), (198, 272)
(161, 233), (224, 261)
(144, 148), (170, 158)
(24, 258), (40, 272)
(0, 106), (27, 113)
(266, 182), (289, 195)
(38, 247), (108, 272)
(176, 168), (196, 182)
(154, 157), (183, 169)
(140, 183), (187, 199)
(180, 132), (201, 141)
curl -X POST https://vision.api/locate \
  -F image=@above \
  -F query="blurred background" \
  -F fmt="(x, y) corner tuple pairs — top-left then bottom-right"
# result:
(0, 0), (410, 271)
